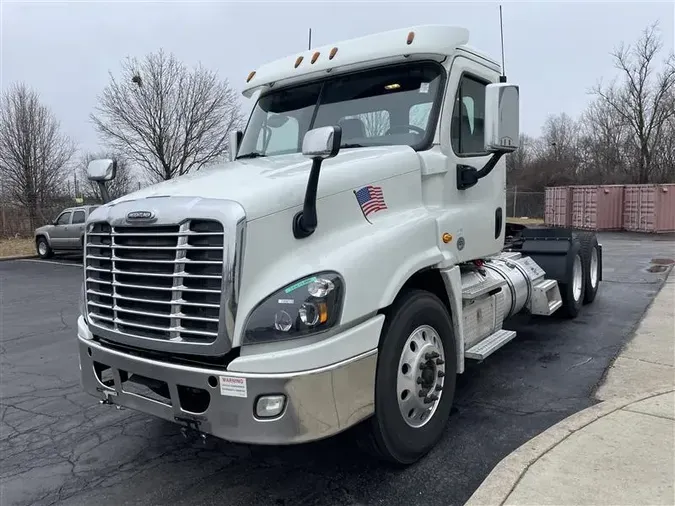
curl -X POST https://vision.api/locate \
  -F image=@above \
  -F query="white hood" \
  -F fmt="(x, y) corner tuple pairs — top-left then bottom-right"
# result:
(115, 146), (421, 220)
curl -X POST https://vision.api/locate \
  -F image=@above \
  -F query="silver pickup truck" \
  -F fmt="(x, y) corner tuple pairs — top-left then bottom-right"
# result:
(34, 205), (99, 258)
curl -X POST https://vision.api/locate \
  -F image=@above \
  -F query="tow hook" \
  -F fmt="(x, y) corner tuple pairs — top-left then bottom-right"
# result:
(175, 416), (208, 444)
(98, 389), (118, 406)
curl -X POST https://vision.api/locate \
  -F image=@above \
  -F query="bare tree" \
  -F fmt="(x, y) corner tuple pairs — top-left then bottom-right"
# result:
(78, 151), (137, 201)
(91, 49), (243, 182)
(0, 83), (75, 230)
(592, 22), (675, 183)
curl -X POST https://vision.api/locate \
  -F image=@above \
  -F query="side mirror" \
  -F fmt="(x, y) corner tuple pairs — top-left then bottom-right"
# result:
(87, 159), (117, 182)
(302, 126), (342, 160)
(229, 130), (243, 162)
(292, 126), (343, 240)
(484, 83), (520, 153)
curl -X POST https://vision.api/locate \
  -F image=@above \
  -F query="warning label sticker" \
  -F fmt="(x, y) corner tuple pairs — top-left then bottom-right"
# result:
(219, 375), (248, 398)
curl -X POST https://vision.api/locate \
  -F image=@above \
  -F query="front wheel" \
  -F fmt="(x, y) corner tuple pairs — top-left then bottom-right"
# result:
(357, 290), (457, 465)
(36, 237), (53, 259)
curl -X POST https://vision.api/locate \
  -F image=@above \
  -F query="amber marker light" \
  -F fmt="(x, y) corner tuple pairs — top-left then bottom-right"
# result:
(442, 233), (453, 244)
(295, 56), (304, 68)
(246, 71), (256, 83)
(329, 47), (338, 59)
(318, 302), (329, 324)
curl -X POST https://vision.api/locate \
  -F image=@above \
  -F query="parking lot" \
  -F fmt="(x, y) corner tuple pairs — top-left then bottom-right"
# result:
(1, 232), (673, 506)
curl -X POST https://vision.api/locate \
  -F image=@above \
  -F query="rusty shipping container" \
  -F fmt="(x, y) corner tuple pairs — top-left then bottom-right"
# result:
(623, 184), (675, 233)
(545, 186), (571, 227)
(570, 185), (624, 231)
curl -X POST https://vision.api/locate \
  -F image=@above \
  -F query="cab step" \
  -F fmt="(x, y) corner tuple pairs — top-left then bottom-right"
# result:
(465, 329), (517, 360)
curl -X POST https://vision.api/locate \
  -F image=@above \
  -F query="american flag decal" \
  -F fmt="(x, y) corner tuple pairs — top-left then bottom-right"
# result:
(354, 185), (387, 220)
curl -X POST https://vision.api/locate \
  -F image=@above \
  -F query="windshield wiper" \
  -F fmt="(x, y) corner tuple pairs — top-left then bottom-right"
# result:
(341, 143), (365, 149)
(236, 152), (266, 159)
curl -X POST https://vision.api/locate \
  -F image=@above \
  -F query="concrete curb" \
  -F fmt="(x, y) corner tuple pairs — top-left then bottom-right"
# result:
(0, 254), (38, 262)
(464, 387), (675, 506)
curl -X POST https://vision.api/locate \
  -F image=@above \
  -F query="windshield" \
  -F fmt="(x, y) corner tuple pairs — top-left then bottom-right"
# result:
(237, 61), (444, 158)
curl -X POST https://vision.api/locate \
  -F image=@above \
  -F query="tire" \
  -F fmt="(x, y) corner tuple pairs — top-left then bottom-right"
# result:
(357, 290), (457, 465)
(578, 232), (600, 304)
(36, 236), (53, 259)
(558, 238), (585, 319)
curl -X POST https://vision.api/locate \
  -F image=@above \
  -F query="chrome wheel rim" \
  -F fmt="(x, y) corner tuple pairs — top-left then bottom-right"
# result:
(38, 241), (47, 255)
(590, 247), (599, 289)
(396, 324), (446, 428)
(572, 254), (583, 301)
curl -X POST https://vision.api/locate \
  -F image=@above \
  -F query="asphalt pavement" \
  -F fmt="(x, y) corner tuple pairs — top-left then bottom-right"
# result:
(1, 232), (674, 506)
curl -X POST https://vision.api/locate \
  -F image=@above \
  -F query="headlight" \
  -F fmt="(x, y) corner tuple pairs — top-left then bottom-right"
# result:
(242, 272), (344, 345)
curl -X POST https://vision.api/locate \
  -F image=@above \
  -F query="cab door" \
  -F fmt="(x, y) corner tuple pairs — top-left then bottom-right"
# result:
(438, 55), (505, 261)
(69, 209), (87, 249)
(50, 211), (73, 249)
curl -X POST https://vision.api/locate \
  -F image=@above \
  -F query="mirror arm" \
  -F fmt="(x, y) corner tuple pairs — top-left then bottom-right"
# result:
(293, 158), (322, 239)
(456, 151), (505, 190)
(96, 181), (112, 204)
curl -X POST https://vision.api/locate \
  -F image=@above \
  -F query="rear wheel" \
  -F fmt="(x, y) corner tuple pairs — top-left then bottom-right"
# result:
(36, 237), (53, 259)
(578, 232), (600, 304)
(558, 239), (584, 318)
(357, 290), (456, 465)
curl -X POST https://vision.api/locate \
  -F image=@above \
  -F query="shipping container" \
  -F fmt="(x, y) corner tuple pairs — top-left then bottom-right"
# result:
(544, 187), (571, 227)
(570, 185), (624, 231)
(623, 184), (675, 233)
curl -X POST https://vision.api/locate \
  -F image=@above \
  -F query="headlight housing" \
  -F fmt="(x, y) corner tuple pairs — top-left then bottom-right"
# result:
(242, 272), (344, 345)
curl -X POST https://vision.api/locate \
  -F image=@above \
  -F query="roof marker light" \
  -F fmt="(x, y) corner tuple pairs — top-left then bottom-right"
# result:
(295, 56), (304, 68)
(311, 51), (320, 64)
(407, 31), (415, 45)
(329, 47), (338, 59)
(246, 71), (256, 83)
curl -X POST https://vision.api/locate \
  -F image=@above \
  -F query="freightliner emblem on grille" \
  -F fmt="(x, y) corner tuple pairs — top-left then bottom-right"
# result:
(126, 210), (155, 221)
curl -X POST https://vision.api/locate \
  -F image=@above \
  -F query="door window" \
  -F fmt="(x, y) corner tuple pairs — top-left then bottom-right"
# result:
(56, 212), (72, 226)
(451, 75), (487, 155)
(72, 210), (86, 224)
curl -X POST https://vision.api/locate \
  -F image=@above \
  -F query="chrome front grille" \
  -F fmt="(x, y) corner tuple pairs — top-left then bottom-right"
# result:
(85, 220), (225, 344)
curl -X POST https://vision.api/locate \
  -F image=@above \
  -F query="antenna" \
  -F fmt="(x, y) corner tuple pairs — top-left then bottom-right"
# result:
(499, 5), (507, 82)
(308, 28), (312, 50)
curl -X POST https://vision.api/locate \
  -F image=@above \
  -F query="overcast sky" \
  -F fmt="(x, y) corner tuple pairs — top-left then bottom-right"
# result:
(1, 0), (673, 157)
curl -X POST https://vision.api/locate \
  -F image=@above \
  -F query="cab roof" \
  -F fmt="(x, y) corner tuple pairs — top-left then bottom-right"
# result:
(241, 25), (480, 98)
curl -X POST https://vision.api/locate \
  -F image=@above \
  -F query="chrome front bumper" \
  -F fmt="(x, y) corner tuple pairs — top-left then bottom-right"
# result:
(77, 319), (378, 445)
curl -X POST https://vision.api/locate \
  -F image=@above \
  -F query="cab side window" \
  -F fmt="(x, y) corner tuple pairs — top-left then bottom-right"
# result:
(72, 210), (86, 224)
(451, 75), (487, 155)
(56, 212), (71, 225)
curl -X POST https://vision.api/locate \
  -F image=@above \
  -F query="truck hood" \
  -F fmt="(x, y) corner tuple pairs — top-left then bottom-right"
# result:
(114, 146), (421, 220)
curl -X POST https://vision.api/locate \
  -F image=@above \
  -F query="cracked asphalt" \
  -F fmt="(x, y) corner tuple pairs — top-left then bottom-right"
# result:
(1, 232), (674, 506)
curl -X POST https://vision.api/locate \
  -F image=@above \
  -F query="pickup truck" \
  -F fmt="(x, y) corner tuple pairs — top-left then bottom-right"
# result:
(34, 205), (100, 258)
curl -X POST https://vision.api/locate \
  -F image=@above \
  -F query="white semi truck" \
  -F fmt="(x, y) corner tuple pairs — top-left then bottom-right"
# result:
(79, 25), (602, 465)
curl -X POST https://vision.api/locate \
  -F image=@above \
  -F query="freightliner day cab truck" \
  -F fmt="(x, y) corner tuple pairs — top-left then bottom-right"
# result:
(80, 25), (602, 465)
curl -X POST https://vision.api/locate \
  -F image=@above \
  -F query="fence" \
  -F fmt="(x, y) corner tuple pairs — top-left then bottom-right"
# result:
(506, 189), (545, 219)
(0, 196), (100, 238)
